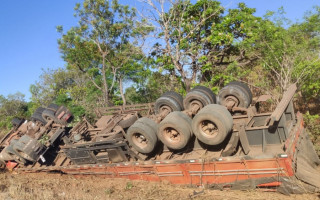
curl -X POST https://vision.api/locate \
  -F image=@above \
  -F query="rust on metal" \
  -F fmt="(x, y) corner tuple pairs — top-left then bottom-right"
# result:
(0, 83), (319, 194)
(269, 84), (297, 126)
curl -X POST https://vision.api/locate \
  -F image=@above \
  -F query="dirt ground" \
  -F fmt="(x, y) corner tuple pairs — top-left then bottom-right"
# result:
(0, 172), (318, 200)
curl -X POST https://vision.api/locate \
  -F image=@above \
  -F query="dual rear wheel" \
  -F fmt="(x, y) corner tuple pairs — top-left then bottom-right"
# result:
(218, 81), (252, 109)
(126, 117), (158, 154)
(192, 104), (233, 145)
(158, 112), (192, 150)
(128, 82), (251, 153)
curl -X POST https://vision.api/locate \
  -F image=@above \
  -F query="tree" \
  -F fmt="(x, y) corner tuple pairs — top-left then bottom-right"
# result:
(144, 0), (259, 91)
(0, 93), (28, 133)
(245, 7), (320, 101)
(30, 68), (87, 119)
(125, 71), (182, 104)
(58, 0), (152, 105)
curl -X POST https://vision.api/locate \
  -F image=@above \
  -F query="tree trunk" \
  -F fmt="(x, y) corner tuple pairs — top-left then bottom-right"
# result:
(101, 56), (109, 105)
(119, 78), (126, 106)
(185, 79), (192, 92)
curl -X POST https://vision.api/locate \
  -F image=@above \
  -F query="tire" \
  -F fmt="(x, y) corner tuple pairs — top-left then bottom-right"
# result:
(199, 104), (233, 131)
(118, 114), (138, 129)
(0, 147), (15, 161)
(183, 90), (211, 111)
(158, 112), (192, 150)
(228, 81), (252, 104)
(30, 107), (47, 125)
(155, 96), (182, 115)
(127, 122), (158, 154)
(192, 107), (232, 145)
(192, 86), (217, 104)
(47, 103), (60, 112)
(13, 135), (44, 162)
(4, 144), (27, 165)
(11, 118), (24, 127)
(162, 91), (184, 110)
(135, 117), (158, 131)
(42, 109), (58, 123)
(218, 84), (251, 108)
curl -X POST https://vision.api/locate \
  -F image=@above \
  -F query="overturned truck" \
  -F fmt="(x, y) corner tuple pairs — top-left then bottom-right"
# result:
(0, 82), (319, 194)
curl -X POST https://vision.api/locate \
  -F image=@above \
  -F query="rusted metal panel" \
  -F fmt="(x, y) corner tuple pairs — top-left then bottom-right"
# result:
(269, 84), (297, 126)
(56, 157), (293, 187)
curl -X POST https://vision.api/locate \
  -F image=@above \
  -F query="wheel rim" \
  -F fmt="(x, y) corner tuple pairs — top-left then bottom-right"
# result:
(199, 120), (219, 139)
(223, 95), (239, 108)
(44, 115), (53, 121)
(132, 133), (148, 149)
(159, 105), (172, 114)
(189, 100), (203, 113)
(163, 127), (181, 143)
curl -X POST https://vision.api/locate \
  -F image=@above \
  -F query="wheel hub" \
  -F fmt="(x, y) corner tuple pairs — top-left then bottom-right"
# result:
(190, 100), (202, 114)
(163, 127), (181, 143)
(199, 120), (218, 138)
(132, 133), (148, 148)
(224, 95), (239, 109)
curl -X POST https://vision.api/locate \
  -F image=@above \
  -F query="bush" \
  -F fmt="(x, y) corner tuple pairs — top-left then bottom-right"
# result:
(303, 112), (320, 156)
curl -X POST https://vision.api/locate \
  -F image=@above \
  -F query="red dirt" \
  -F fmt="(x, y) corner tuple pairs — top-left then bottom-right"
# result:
(0, 172), (318, 200)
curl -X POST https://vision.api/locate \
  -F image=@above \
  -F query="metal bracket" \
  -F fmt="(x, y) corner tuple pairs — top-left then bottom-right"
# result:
(238, 124), (250, 155)
(221, 132), (240, 157)
(269, 84), (297, 126)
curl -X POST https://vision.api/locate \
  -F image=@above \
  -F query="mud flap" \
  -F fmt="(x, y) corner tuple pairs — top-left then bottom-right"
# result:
(295, 129), (320, 190)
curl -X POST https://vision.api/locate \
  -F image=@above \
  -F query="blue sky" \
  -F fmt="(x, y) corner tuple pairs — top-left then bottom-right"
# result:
(0, 0), (319, 101)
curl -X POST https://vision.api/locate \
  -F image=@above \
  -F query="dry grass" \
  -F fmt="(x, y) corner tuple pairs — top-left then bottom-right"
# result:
(0, 172), (319, 200)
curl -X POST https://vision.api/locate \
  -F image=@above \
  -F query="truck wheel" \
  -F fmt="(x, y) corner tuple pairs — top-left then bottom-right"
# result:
(162, 91), (184, 110)
(118, 113), (138, 129)
(13, 135), (44, 162)
(0, 147), (15, 161)
(158, 112), (192, 150)
(155, 96), (182, 115)
(183, 90), (211, 111)
(31, 107), (47, 125)
(42, 109), (58, 123)
(228, 81), (252, 104)
(135, 117), (158, 132)
(14, 149), (35, 162)
(218, 84), (251, 109)
(192, 106), (232, 145)
(192, 86), (217, 104)
(47, 103), (60, 112)
(127, 122), (157, 154)
(200, 104), (233, 131)
(5, 145), (27, 165)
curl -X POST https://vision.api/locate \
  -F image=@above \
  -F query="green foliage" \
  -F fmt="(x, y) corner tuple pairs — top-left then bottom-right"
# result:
(150, 0), (260, 91)
(2, 1), (320, 138)
(125, 71), (184, 105)
(58, 0), (152, 105)
(55, 91), (85, 117)
(39, 134), (50, 145)
(29, 68), (90, 121)
(0, 93), (28, 134)
(125, 182), (133, 190)
(242, 7), (320, 100)
(303, 112), (320, 156)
